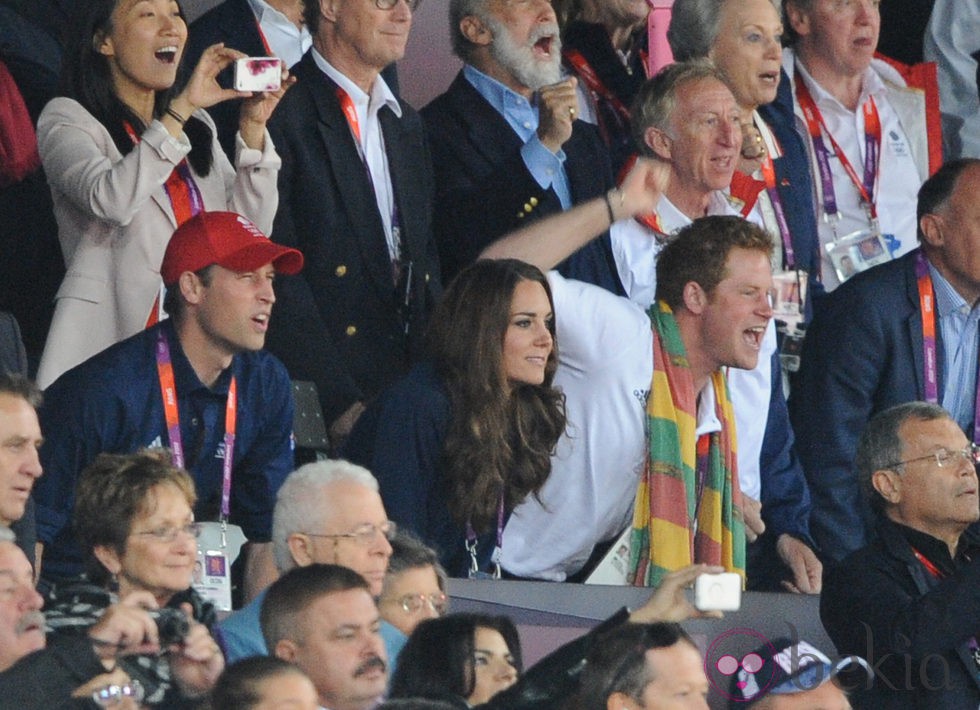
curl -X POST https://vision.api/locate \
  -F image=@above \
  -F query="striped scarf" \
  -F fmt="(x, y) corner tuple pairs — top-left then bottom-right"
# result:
(628, 300), (746, 587)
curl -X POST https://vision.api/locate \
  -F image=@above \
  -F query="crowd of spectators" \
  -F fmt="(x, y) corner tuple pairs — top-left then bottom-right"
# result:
(4, 0), (980, 705)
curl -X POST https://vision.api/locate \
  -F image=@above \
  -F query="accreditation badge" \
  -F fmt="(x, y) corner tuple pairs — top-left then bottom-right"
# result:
(772, 269), (807, 333)
(826, 228), (892, 285)
(193, 522), (245, 612)
(584, 526), (632, 585)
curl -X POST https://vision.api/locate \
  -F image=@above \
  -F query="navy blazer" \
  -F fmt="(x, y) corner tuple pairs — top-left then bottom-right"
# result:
(421, 71), (624, 294)
(265, 52), (440, 425)
(186, 0), (399, 161)
(790, 251), (937, 561)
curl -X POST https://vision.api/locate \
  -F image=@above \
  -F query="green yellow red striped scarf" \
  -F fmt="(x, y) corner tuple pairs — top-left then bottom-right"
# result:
(627, 300), (746, 587)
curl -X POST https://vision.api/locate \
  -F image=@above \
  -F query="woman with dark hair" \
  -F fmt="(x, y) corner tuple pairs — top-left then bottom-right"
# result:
(44, 450), (224, 706)
(209, 656), (318, 710)
(390, 614), (522, 707)
(345, 259), (566, 578)
(35, 0), (289, 388)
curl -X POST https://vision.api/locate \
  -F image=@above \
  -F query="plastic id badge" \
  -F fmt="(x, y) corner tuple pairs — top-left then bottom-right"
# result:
(826, 229), (891, 285)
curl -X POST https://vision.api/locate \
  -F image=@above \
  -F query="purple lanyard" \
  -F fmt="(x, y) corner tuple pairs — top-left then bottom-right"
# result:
(759, 148), (795, 269)
(466, 493), (505, 579)
(795, 69), (881, 226)
(155, 330), (237, 522)
(914, 253), (980, 443)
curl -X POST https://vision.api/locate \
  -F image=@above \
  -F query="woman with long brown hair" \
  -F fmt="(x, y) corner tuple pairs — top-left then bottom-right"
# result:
(345, 259), (566, 578)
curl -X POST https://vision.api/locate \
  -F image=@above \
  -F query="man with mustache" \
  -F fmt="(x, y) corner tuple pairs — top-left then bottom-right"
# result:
(0, 527), (215, 705)
(422, 0), (623, 295)
(262, 564), (388, 710)
(821, 401), (980, 707)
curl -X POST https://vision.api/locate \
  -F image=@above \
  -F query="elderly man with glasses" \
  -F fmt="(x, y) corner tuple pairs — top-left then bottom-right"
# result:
(821, 401), (980, 708)
(263, 0), (442, 456)
(218, 460), (416, 674)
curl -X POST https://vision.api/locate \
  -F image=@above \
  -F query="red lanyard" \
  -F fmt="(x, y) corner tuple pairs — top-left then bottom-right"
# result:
(794, 71), (881, 224)
(124, 121), (204, 327)
(562, 48), (632, 122)
(156, 329), (237, 522)
(253, 15), (274, 55)
(336, 87), (362, 142)
(336, 85), (404, 283)
(123, 121), (204, 225)
(634, 211), (665, 235)
(911, 546), (944, 579)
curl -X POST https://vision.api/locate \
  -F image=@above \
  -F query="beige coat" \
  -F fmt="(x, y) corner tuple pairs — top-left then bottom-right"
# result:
(35, 98), (280, 388)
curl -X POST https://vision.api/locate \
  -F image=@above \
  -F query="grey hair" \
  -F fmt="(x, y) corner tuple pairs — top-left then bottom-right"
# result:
(0, 373), (41, 409)
(668, 0), (782, 61)
(667, 0), (726, 61)
(449, 0), (491, 60)
(271, 459), (380, 573)
(630, 59), (729, 157)
(384, 530), (449, 595)
(856, 402), (952, 513)
(0, 527), (15, 544)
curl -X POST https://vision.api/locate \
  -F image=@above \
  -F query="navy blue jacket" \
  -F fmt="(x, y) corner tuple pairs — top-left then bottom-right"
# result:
(35, 319), (294, 581)
(421, 71), (624, 295)
(265, 51), (439, 426)
(821, 518), (980, 708)
(790, 252), (935, 560)
(344, 363), (498, 578)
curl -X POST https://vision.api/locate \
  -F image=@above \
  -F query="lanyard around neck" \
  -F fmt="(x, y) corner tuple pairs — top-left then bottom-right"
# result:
(758, 145), (796, 269)
(466, 493), (505, 579)
(794, 69), (881, 227)
(563, 47), (632, 121)
(156, 329), (238, 523)
(915, 252), (980, 443)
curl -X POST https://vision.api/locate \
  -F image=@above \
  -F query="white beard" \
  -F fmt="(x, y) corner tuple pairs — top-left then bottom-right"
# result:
(486, 16), (563, 91)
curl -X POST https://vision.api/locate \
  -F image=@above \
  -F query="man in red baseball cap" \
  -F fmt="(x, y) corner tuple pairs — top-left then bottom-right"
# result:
(34, 212), (303, 605)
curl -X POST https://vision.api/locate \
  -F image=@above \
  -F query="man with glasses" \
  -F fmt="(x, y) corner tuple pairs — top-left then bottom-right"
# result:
(218, 460), (411, 673)
(378, 531), (448, 637)
(821, 401), (980, 707)
(264, 0), (441, 456)
(793, 159), (980, 563)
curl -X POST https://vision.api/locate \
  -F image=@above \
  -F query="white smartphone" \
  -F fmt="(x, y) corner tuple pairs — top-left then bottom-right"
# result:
(233, 57), (282, 92)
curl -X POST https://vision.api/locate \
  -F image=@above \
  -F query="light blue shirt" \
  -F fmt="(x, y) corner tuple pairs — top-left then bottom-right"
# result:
(217, 588), (407, 674)
(930, 263), (980, 432)
(462, 64), (572, 208)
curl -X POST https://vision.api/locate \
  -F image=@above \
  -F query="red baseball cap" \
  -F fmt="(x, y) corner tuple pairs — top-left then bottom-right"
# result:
(161, 212), (304, 287)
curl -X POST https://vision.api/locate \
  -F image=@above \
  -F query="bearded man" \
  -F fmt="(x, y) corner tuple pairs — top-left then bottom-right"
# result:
(421, 0), (624, 295)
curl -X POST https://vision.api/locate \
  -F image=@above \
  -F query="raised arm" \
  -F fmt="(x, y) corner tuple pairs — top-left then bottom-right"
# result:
(480, 158), (669, 271)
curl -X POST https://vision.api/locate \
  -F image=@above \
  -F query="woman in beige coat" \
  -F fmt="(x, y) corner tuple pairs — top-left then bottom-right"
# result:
(36, 0), (290, 388)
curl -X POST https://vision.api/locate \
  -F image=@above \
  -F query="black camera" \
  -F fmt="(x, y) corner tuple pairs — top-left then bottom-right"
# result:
(146, 607), (190, 646)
